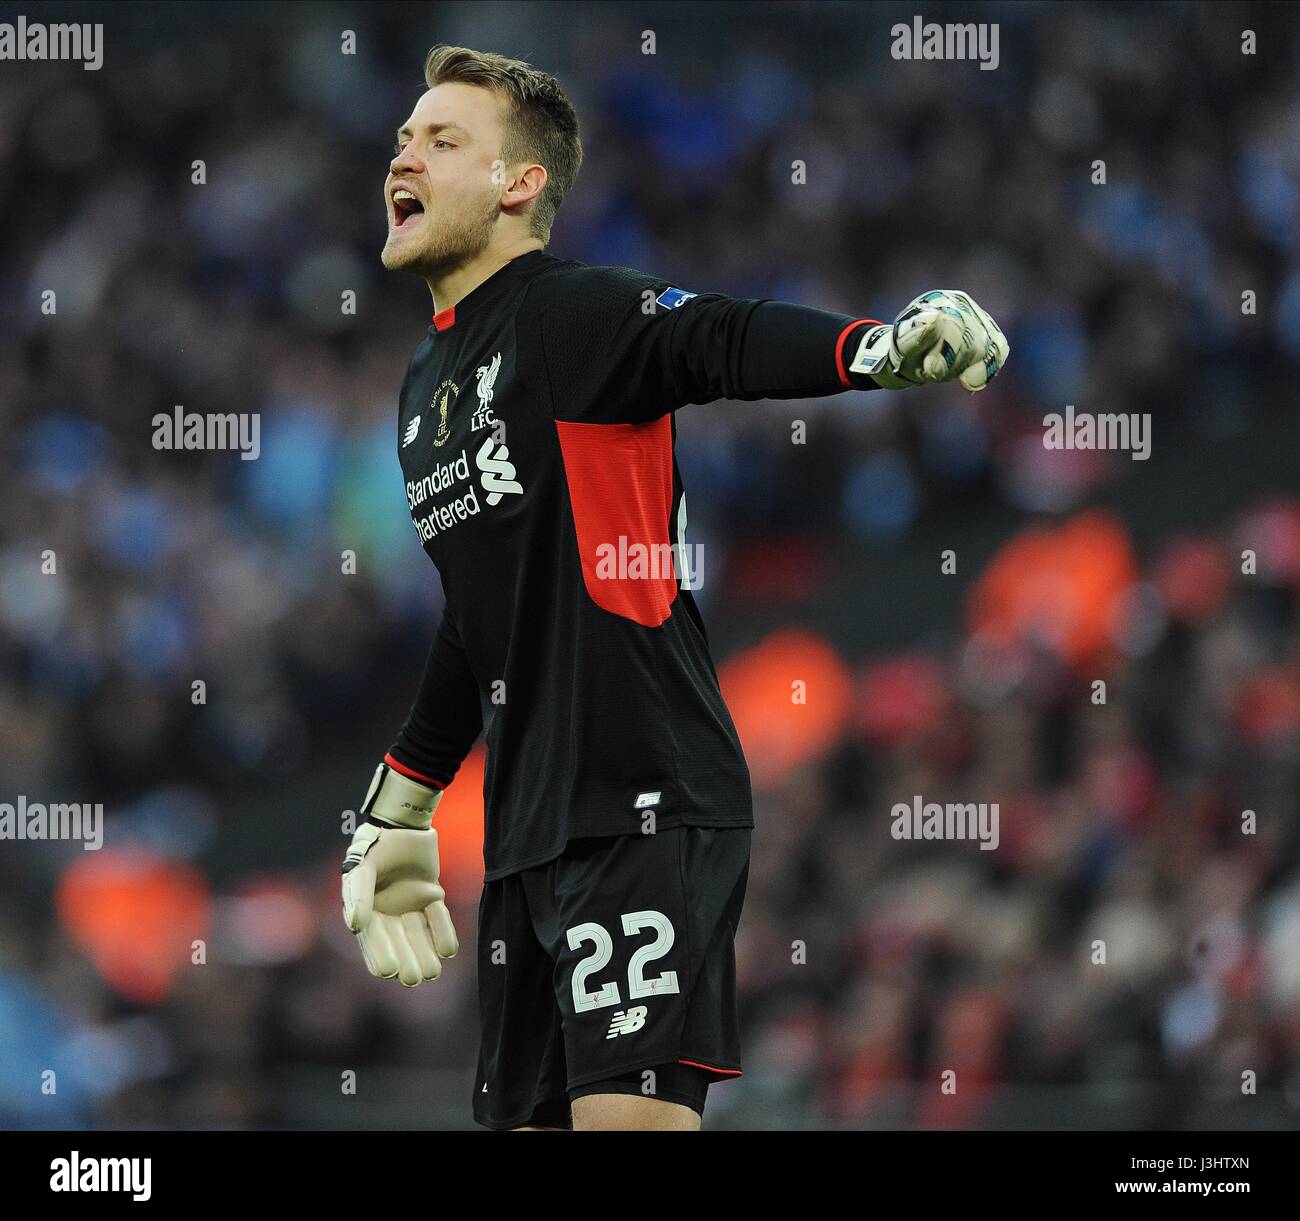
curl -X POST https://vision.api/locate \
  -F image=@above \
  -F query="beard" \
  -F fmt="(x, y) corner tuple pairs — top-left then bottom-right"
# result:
(381, 189), (499, 278)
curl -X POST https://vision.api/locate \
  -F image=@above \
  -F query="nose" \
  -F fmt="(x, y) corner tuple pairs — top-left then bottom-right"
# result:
(389, 144), (423, 177)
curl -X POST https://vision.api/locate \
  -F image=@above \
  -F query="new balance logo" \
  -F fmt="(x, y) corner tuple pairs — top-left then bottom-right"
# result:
(605, 1006), (648, 1039)
(402, 415), (421, 447)
(634, 791), (661, 809)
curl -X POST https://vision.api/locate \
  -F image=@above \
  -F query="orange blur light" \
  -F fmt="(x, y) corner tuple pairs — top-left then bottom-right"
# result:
(56, 850), (210, 1005)
(966, 510), (1138, 670)
(719, 628), (852, 789)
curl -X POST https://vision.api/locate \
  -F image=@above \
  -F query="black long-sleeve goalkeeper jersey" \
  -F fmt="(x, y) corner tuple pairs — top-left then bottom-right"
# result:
(384, 249), (879, 880)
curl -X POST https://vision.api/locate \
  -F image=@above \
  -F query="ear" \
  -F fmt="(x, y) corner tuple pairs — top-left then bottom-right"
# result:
(501, 162), (547, 211)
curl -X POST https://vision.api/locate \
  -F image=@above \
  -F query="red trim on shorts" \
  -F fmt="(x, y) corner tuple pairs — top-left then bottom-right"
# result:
(678, 1059), (742, 1077)
(835, 317), (882, 387)
(383, 753), (445, 789)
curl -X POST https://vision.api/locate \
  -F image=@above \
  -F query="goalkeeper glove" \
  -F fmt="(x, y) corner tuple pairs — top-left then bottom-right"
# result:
(341, 762), (458, 987)
(851, 289), (1009, 392)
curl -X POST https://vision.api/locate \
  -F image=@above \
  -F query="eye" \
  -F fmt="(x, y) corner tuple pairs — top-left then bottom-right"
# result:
(433, 139), (453, 150)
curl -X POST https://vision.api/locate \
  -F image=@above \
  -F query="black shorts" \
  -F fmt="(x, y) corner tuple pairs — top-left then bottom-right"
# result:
(472, 825), (751, 1130)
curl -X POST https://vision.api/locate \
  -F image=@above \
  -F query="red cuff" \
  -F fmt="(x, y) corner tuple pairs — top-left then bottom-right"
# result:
(834, 318), (882, 388)
(383, 753), (445, 789)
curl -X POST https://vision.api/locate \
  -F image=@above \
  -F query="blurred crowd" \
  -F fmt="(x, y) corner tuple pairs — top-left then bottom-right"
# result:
(727, 503), (1300, 1129)
(0, 1), (1297, 1128)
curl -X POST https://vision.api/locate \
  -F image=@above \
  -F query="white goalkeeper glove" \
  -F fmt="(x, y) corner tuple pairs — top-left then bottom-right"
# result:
(851, 289), (1009, 392)
(341, 762), (459, 986)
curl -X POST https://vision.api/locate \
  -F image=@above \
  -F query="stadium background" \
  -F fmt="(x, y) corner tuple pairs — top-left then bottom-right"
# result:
(1, 0), (1298, 1130)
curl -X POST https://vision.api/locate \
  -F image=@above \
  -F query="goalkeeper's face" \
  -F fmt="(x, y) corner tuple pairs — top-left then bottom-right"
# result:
(382, 83), (505, 276)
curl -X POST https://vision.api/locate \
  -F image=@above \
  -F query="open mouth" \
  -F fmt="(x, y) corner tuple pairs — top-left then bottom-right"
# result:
(391, 188), (425, 231)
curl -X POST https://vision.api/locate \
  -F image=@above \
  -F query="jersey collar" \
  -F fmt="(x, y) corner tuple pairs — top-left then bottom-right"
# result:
(430, 249), (547, 332)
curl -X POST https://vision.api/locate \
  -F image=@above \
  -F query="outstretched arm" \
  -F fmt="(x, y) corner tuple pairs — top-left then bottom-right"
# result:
(525, 266), (1009, 425)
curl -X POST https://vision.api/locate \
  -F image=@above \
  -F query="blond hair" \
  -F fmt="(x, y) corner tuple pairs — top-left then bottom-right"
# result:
(424, 45), (582, 245)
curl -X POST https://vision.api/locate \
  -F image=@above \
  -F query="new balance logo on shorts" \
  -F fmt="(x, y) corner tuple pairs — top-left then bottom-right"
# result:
(605, 1005), (648, 1039)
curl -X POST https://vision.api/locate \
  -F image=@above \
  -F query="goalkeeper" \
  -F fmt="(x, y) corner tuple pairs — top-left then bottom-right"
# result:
(343, 44), (1009, 1132)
